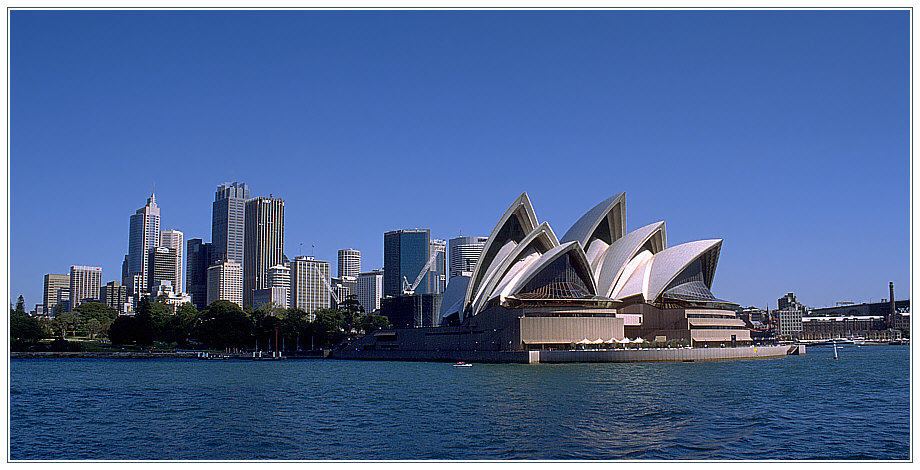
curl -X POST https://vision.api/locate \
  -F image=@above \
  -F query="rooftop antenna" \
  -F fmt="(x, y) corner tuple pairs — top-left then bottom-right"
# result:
(312, 245), (315, 257)
(299, 243), (303, 257)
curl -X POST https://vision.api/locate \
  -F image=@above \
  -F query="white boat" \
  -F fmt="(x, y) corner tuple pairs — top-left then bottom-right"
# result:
(453, 362), (472, 367)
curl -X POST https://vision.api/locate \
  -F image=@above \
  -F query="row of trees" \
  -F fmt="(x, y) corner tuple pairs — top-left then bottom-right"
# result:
(10, 293), (391, 352)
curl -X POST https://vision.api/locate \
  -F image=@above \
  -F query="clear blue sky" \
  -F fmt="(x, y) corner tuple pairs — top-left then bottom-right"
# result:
(10, 9), (910, 310)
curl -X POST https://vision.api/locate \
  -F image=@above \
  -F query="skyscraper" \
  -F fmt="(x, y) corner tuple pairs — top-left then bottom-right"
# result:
(268, 263), (291, 309)
(100, 281), (128, 313)
(212, 182), (249, 266)
(448, 236), (488, 278)
(43, 273), (70, 315)
(289, 256), (330, 319)
(159, 229), (184, 293)
(186, 239), (212, 310)
(69, 265), (102, 311)
(383, 229), (430, 298)
(357, 269), (384, 314)
(426, 239), (447, 295)
(207, 260), (243, 308)
(126, 192), (160, 294)
(148, 247), (178, 292)
(243, 196), (284, 307)
(337, 248), (361, 279)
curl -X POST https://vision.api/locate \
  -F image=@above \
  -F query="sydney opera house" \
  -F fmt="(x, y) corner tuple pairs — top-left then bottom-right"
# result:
(346, 193), (753, 357)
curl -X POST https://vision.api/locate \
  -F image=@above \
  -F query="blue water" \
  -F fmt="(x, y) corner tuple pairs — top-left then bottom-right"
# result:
(9, 345), (910, 460)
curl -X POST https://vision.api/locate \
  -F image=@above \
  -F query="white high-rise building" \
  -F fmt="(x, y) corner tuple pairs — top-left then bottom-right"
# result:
(268, 263), (291, 309)
(207, 260), (243, 308)
(357, 269), (384, 315)
(337, 248), (361, 279)
(43, 273), (70, 315)
(448, 236), (488, 278)
(69, 265), (102, 311)
(159, 229), (184, 293)
(290, 256), (330, 319)
(126, 192), (160, 294)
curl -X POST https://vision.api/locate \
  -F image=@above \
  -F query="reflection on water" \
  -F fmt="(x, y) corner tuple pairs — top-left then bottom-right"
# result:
(10, 345), (909, 460)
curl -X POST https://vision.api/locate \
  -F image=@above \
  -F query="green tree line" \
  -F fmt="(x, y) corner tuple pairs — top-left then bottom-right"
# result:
(10, 293), (391, 352)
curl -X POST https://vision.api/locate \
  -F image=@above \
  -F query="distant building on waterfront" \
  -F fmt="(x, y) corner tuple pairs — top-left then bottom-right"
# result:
(384, 229), (430, 297)
(212, 182), (249, 266)
(126, 191), (160, 295)
(778, 292), (807, 312)
(186, 239), (212, 310)
(448, 236), (488, 278)
(43, 273), (70, 315)
(100, 281), (128, 314)
(207, 260), (243, 308)
(159, 229), (184, 293)
(357, 269), (384, 314)
(331, 276), (357, 310)
(152, 280), (192, 313)
(243, 196), (284, 307)
(290, 256), (330, 318)
(267, 263), (291, 309)
(427, 239), (447, 295)
(338, 248), (361, 279)
(776, 307), (803, 339)
(69, 265), (102, 311)
(381, 293), (442, 328)
(147, 246), (178, 293)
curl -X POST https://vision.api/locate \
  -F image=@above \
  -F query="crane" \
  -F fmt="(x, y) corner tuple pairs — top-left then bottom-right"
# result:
(313, 263), (341, 306)
(402, 249), (442, 296)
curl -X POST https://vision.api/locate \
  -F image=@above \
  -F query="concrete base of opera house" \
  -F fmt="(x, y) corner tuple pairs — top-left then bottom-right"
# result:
(330, 344), (802, 363)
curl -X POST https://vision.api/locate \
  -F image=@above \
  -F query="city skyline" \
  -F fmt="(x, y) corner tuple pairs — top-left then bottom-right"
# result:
(10, 10), (910, 310)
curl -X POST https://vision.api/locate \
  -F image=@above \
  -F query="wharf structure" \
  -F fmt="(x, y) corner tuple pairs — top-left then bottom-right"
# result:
(338, 193), (791, 363)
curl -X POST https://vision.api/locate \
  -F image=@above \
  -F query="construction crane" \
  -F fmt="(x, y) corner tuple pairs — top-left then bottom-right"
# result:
(402, 249), (442, 296)
(313, 263), (341, 306)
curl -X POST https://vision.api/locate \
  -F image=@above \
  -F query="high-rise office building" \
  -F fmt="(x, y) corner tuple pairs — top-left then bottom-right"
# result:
(100, 281), (128, 313)
(331, 276), (357, 310)
(289, 256), (330, 319)
(43, 273), (70, 315)
(148, 247), (178, 293)
(383, 229), (430, 298)
(126, 192), (160, 294)
(69, 266), (102, 310)
(186, 239), (212, 310)
(338, 248), (361, 278)
(212, 182), (249, 266)
(243, 196), (284, 307)
(427, 239), (447, 295)
(207, 260), (243, 308)
(357, 269), (384, 314)
(448, 236), (488, 278)
(159, 229), (184, 293)
(268, 264), (291, 309)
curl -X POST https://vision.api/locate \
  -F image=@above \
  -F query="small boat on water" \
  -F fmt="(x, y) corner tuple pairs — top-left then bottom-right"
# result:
(453, 361), (472, 367)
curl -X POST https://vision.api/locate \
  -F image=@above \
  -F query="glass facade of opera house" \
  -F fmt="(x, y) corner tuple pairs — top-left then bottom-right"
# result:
(354, 193), (751, 352)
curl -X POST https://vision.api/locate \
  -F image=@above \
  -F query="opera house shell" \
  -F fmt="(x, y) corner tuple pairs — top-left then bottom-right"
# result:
(352, 193), (751, 355)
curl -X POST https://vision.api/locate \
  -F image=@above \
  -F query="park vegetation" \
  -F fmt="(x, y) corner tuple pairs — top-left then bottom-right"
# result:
(10, 293), (391, 352)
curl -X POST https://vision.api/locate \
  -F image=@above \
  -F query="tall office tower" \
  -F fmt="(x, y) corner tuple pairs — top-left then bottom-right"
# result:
(69, 266), (102, 311)
(126, 192), (160, 294)
(289, 256), (330, 319)
(159, 229), (184, 293)
(357, 269), (384, 314)
(186, 239), (212, 310)
(243, 196), (284, 307)
(43, 273), (70, 315)
(100, 281), (127, 313)
(147, 247), (178, 292)
(207, 260), (243, 308)
(448, 236), (488, 278)
(426, 239), (447, 295)
(57, 288), (71, 314)
(330, 276), (357, 309)
(383, 229), (430, 298)
(212, 182), (249, 266)
(337, 248), (361, 279)
(268, 264), (291, 309)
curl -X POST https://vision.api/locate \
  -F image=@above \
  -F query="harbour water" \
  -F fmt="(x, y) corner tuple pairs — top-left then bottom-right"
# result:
(9, 345), (910, 460)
